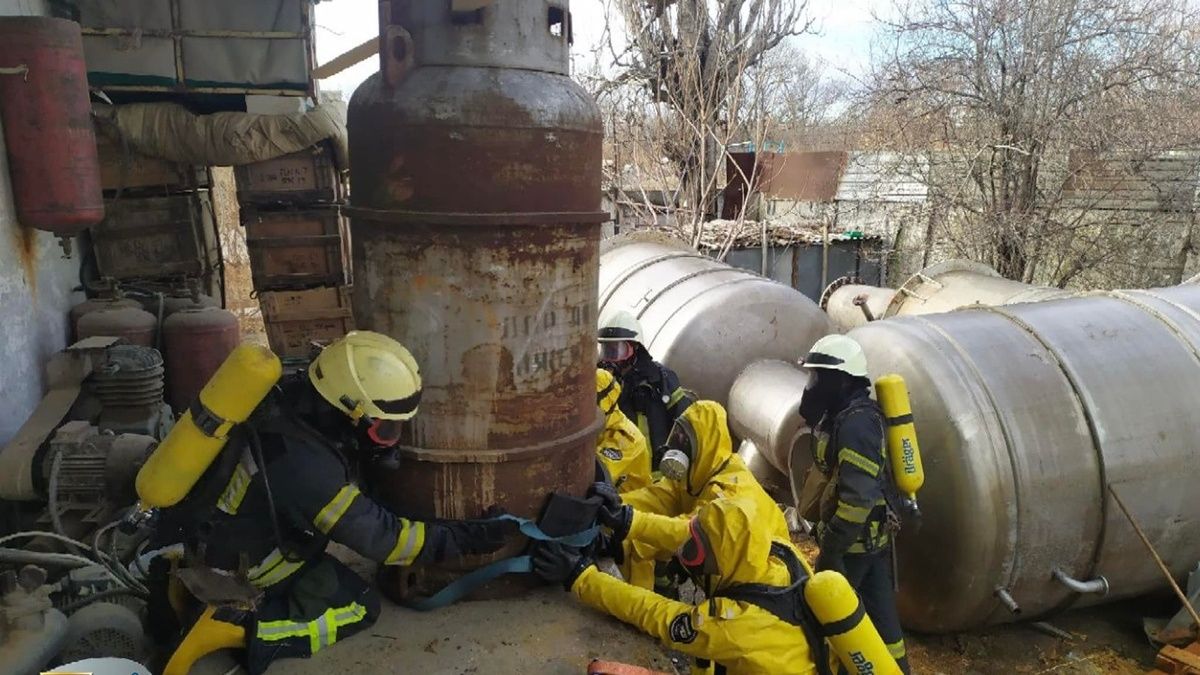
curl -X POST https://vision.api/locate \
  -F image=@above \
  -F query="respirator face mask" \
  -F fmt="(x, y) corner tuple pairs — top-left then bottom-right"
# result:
(657, 421), (694, 481)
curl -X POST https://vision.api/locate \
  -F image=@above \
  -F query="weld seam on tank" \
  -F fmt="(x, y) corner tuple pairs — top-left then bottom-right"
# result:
(598, 250), (698, 308)
(1124, 289), (1200, 326)
(393, 416), (603, 464)
(917, 315), (1026, 608)
(641, 277), (772, 348)
(1052, 568), (1110, 596)
(1109, 291), (1200, 365)
(975, 304), (1112, 609)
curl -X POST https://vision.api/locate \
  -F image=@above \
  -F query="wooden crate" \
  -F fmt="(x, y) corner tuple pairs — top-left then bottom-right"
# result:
(97, 134), (209, 194)
(234, 143), (342, 206)
(259, 286), (355, 358)
(244, 207), (347, 291)
(92, 192), (219, 283)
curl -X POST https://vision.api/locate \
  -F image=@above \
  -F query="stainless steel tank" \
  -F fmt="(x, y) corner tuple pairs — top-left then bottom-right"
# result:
(822, 260), (1073, 331)
(848, 284), (1200, 632)
(728, 360), (812, 478)
(347, 0), (603, 596)
(821, 279), (896, 332)
(599, 232), (831, 403)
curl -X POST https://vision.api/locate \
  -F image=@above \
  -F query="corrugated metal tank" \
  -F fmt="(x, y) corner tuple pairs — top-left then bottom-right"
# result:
(599, 232), (831, 403)
(849, 284), (1200, 632)
(823, 260), (1073, 332)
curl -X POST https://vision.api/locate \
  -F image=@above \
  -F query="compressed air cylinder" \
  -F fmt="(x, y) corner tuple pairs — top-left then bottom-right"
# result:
(874, 374), (924, 500)
(134, 343), (281, 508)
(804, 570), (902, 675)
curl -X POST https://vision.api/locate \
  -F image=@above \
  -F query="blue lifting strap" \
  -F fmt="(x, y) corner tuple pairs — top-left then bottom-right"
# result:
(401, 514), (600, 611)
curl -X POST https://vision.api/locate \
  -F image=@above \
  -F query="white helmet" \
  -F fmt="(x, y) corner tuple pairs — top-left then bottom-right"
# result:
(801, 334), (869, 379)
(598, 309), (643, 344)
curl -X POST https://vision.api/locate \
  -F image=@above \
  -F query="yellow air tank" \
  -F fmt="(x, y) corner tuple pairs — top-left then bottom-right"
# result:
(135, 343), (282, 508)
(804, 570), (902, 675)
(874, 374), (924, 502)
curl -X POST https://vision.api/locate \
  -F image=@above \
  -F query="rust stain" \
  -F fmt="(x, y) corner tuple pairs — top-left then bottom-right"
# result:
(15, 225), (37, 296)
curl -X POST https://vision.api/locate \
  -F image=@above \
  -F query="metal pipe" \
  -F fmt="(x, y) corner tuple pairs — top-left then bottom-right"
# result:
(1052, 568), (1110, 596)
(994, 587), (1022, 615)
(0, 548), (96, 569)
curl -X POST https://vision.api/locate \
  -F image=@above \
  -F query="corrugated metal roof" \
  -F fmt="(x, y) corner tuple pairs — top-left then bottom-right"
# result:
(1061, 151), (1200, 212)
(835, 152), (930, 203)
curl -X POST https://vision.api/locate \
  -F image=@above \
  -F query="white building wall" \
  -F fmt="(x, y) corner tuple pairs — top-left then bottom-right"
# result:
(0, 0), (85, 444)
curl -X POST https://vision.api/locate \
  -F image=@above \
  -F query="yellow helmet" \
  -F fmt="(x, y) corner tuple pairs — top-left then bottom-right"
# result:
(308, 331), (423, 423)
(596, 368), (622, 416)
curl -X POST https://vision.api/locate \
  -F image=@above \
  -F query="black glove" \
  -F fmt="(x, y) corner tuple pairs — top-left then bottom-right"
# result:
(588, 482), (633, 543)
(814, 524), (852, 577)
(595, 530), (625, 564)
(532, 541), (593, 590)
(419, 508), (515, 563)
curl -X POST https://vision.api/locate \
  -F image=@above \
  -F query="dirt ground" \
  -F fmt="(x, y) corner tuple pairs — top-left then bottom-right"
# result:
(184, 542), (1169, 675)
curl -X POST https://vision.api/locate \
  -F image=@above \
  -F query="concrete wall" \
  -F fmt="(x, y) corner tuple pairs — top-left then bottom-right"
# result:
(0, 0), (84, 444)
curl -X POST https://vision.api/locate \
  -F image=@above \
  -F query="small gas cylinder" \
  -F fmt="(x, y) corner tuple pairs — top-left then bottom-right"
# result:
(70, 297), (141, 342)
(163, 308), (240, 410)
(77, 307), (157, 347)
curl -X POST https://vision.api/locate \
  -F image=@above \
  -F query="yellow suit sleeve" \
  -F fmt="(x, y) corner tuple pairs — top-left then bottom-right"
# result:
(626, 509), (691, 559)
(572, 566), (742, 665)
(622, 479), (680, 516)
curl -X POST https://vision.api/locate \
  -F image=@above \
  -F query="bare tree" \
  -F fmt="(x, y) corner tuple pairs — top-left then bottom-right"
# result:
(867, 0), (1200, 285)
(598, 0), (811, 234)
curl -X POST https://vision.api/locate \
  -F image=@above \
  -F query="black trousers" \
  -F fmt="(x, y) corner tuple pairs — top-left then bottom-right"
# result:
(842, 549), (911, 675)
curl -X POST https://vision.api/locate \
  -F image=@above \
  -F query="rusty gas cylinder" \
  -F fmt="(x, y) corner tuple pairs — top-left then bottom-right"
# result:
(77, 307), (157, 347)
(70, 296), (142, 342)
(0, 17), (102, 235)
(347, 1), (603, 599)
(162, 307), (240, 411)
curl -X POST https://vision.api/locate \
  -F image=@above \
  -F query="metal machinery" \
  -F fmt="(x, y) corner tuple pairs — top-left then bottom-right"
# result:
(599, 231), (832, 404)
(346, 0), (603, 592)
(839, 284), (1200, 632)
(822, 260), (1072, 332)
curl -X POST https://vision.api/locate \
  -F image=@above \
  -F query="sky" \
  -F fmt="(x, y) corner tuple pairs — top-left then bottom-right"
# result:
(313, 0), (884, 99)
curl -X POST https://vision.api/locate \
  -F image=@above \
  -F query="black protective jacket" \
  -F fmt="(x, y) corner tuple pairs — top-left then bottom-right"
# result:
(614, 348), (694, 460)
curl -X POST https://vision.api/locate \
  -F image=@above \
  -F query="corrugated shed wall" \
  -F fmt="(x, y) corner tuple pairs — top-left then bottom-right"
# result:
(0, 0), (85, 444)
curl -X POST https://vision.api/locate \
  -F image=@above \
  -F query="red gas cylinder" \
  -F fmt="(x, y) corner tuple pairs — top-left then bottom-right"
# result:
(70, 296), (142, 341)
(0, 17), (103, 234)
(163, 308), (240, 410)
(77, 307), (157, 347)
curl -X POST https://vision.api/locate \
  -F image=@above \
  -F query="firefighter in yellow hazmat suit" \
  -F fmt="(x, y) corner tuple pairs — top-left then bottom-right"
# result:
(595, 368), (652, 493)
(592, 400), (791, 589)
(534, 498), (825, 674)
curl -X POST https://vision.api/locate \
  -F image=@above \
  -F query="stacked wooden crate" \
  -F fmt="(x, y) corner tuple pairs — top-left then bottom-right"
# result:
(91, 135), (222, 299)
(235, 142), (354, 358)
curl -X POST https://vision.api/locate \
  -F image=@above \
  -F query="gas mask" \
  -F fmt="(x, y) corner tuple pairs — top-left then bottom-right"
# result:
(657, 420), (695, 481)
(797, 370), (841, 429)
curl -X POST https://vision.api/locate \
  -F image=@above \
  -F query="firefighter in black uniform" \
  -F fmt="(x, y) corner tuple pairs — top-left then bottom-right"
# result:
(597, 309), (694, 464)
(798, 334), (910, 674)
(152, 331), (512, 675)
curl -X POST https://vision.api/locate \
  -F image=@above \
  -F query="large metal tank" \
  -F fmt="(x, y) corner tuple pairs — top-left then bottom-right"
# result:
(849, 284), (1200, 632)
(346, 0), (603, 584)
(599, 232), (831, 404)
(0, 17), (102, 236)
(823, 260), (1073, 331)
(728, 359), (812, 481)
(162, 308), (239, 411)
